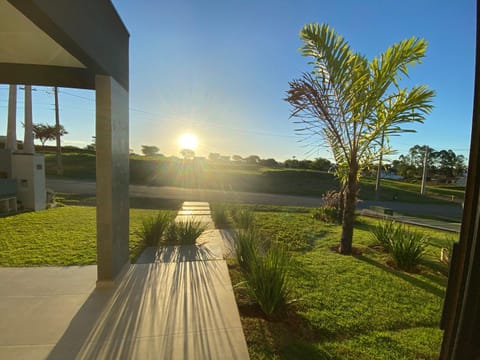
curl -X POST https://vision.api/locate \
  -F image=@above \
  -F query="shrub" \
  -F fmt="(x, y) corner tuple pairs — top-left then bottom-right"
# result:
(312, 206), (340, 224)
(389, 227), (428, 271)
(137, 212), (173, 246)
(211, 203), (229, 229)
(244, 244), (291, 317)
(313, 190), (343, 224)
(165, 220), (206, 245)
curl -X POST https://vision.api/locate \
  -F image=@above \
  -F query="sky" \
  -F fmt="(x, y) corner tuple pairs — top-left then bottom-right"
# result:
(0, 0), (476, 162)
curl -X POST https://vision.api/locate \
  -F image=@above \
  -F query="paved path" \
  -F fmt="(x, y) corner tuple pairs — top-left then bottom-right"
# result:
(0, 202), (248, 359)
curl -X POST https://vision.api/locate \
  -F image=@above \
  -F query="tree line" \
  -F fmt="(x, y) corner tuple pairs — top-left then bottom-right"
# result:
(390, 145), (466, 181)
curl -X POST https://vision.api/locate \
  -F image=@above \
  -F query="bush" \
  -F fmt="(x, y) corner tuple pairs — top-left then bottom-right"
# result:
(164, 220), (206, 245)
(313, 190), (343, 224)
(389, 227), (427, 271)
(244, 244), (291, 317)
(312, 206), (340, 224)
(211, 203), (229, 229)
(137, 212), (173, 246)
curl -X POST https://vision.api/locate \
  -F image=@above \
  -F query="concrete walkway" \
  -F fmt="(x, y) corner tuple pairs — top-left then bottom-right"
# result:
(0, 202), (248, 360)
(360, 208), (461, 233)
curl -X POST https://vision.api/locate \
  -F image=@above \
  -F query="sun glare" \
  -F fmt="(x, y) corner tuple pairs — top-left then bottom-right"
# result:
(178, 133), (198, 150)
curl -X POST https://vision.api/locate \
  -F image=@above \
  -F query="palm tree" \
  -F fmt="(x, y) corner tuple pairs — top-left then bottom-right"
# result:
(286, 24), (435, 254)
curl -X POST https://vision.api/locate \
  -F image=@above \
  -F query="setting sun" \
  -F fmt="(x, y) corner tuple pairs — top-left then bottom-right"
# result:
(178, 133), (198, 150)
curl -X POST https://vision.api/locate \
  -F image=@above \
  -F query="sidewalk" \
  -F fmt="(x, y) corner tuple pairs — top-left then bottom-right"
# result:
(360, 208), (461, 233)
(0, 202), (248, 359)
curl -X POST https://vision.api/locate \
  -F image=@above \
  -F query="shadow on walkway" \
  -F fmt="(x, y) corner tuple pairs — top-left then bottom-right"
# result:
(47, 247), (247, 359)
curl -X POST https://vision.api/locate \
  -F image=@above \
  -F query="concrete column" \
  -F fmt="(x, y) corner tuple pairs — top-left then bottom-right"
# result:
(95, 75), (130, 286)
(24, 85), (34, 154)
(6, 84), (17, 151)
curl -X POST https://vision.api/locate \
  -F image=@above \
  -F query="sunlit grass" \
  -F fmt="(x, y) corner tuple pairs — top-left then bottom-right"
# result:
(0, 206), (175, 266)
(227, 204), (451, 359)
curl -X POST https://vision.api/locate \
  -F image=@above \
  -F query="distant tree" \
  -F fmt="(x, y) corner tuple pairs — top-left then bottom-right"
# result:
(32, 123), (67, 148)
(208, 152), (220, 161)
(432, 149), (466, 178)
(84, 136), (96, 152)
(180, 148), (195, 159)
(259, 158), (278, 167)
(141, 145), (160, 156)
(245, 155), (260, 164)
(311, 157), (332, 171)
(232, 155), (243, 162)
(394, 146), (466, 181)
(284, 158), (299, 168)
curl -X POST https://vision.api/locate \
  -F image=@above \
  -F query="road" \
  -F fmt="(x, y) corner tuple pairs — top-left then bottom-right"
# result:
(46, 178), (463, 219)
(46, 178), (325, 207)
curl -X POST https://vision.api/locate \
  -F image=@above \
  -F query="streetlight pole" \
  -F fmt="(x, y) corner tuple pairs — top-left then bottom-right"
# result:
(54, 86), (63, 175)
(420, 145), (429, 195)
(375, 131), (385, 200)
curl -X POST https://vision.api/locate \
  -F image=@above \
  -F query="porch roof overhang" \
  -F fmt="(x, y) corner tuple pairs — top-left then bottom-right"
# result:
(0, 0), (129, 90)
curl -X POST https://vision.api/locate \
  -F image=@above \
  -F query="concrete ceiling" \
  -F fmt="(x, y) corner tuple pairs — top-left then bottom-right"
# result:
(0, 0), (85, 69)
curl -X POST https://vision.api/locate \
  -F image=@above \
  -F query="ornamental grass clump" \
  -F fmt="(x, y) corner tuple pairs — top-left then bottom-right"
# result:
(244, 244), (291, 317)
(211, 203), (229, 229)
(166, 220), (206, 245)
(137, 212), (173, 246)
(234, 227), (261, 273)
(389, 227), (428, 272)
(371, 219), (400, 251)
(233, 226), (291, 318)
(233, 209), (256, 230)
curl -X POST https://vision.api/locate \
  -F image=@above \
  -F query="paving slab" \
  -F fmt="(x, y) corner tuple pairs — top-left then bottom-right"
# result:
(182, 206), (210, 210)
(177, 210), (211, 216)
(182, 201), (210, 208)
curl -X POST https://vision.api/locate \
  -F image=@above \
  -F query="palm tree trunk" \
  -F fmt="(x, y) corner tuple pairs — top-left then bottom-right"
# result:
(340, 164), (358, 254)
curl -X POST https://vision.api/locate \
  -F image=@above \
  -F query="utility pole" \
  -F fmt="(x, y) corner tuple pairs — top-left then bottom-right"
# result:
(23, 85), (34, 153)
(54, 86), (63, 175)
(375, 131), (385, 200)
(421, 145), (429, 195)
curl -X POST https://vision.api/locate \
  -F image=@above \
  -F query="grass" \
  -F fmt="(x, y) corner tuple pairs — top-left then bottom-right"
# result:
(0, 206), (176, 266)
(226, 204), (451, 359)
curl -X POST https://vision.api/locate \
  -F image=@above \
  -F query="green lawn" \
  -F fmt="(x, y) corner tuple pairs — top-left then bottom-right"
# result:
(225, 204), (451, 359)
(0, 206), (175, 266)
